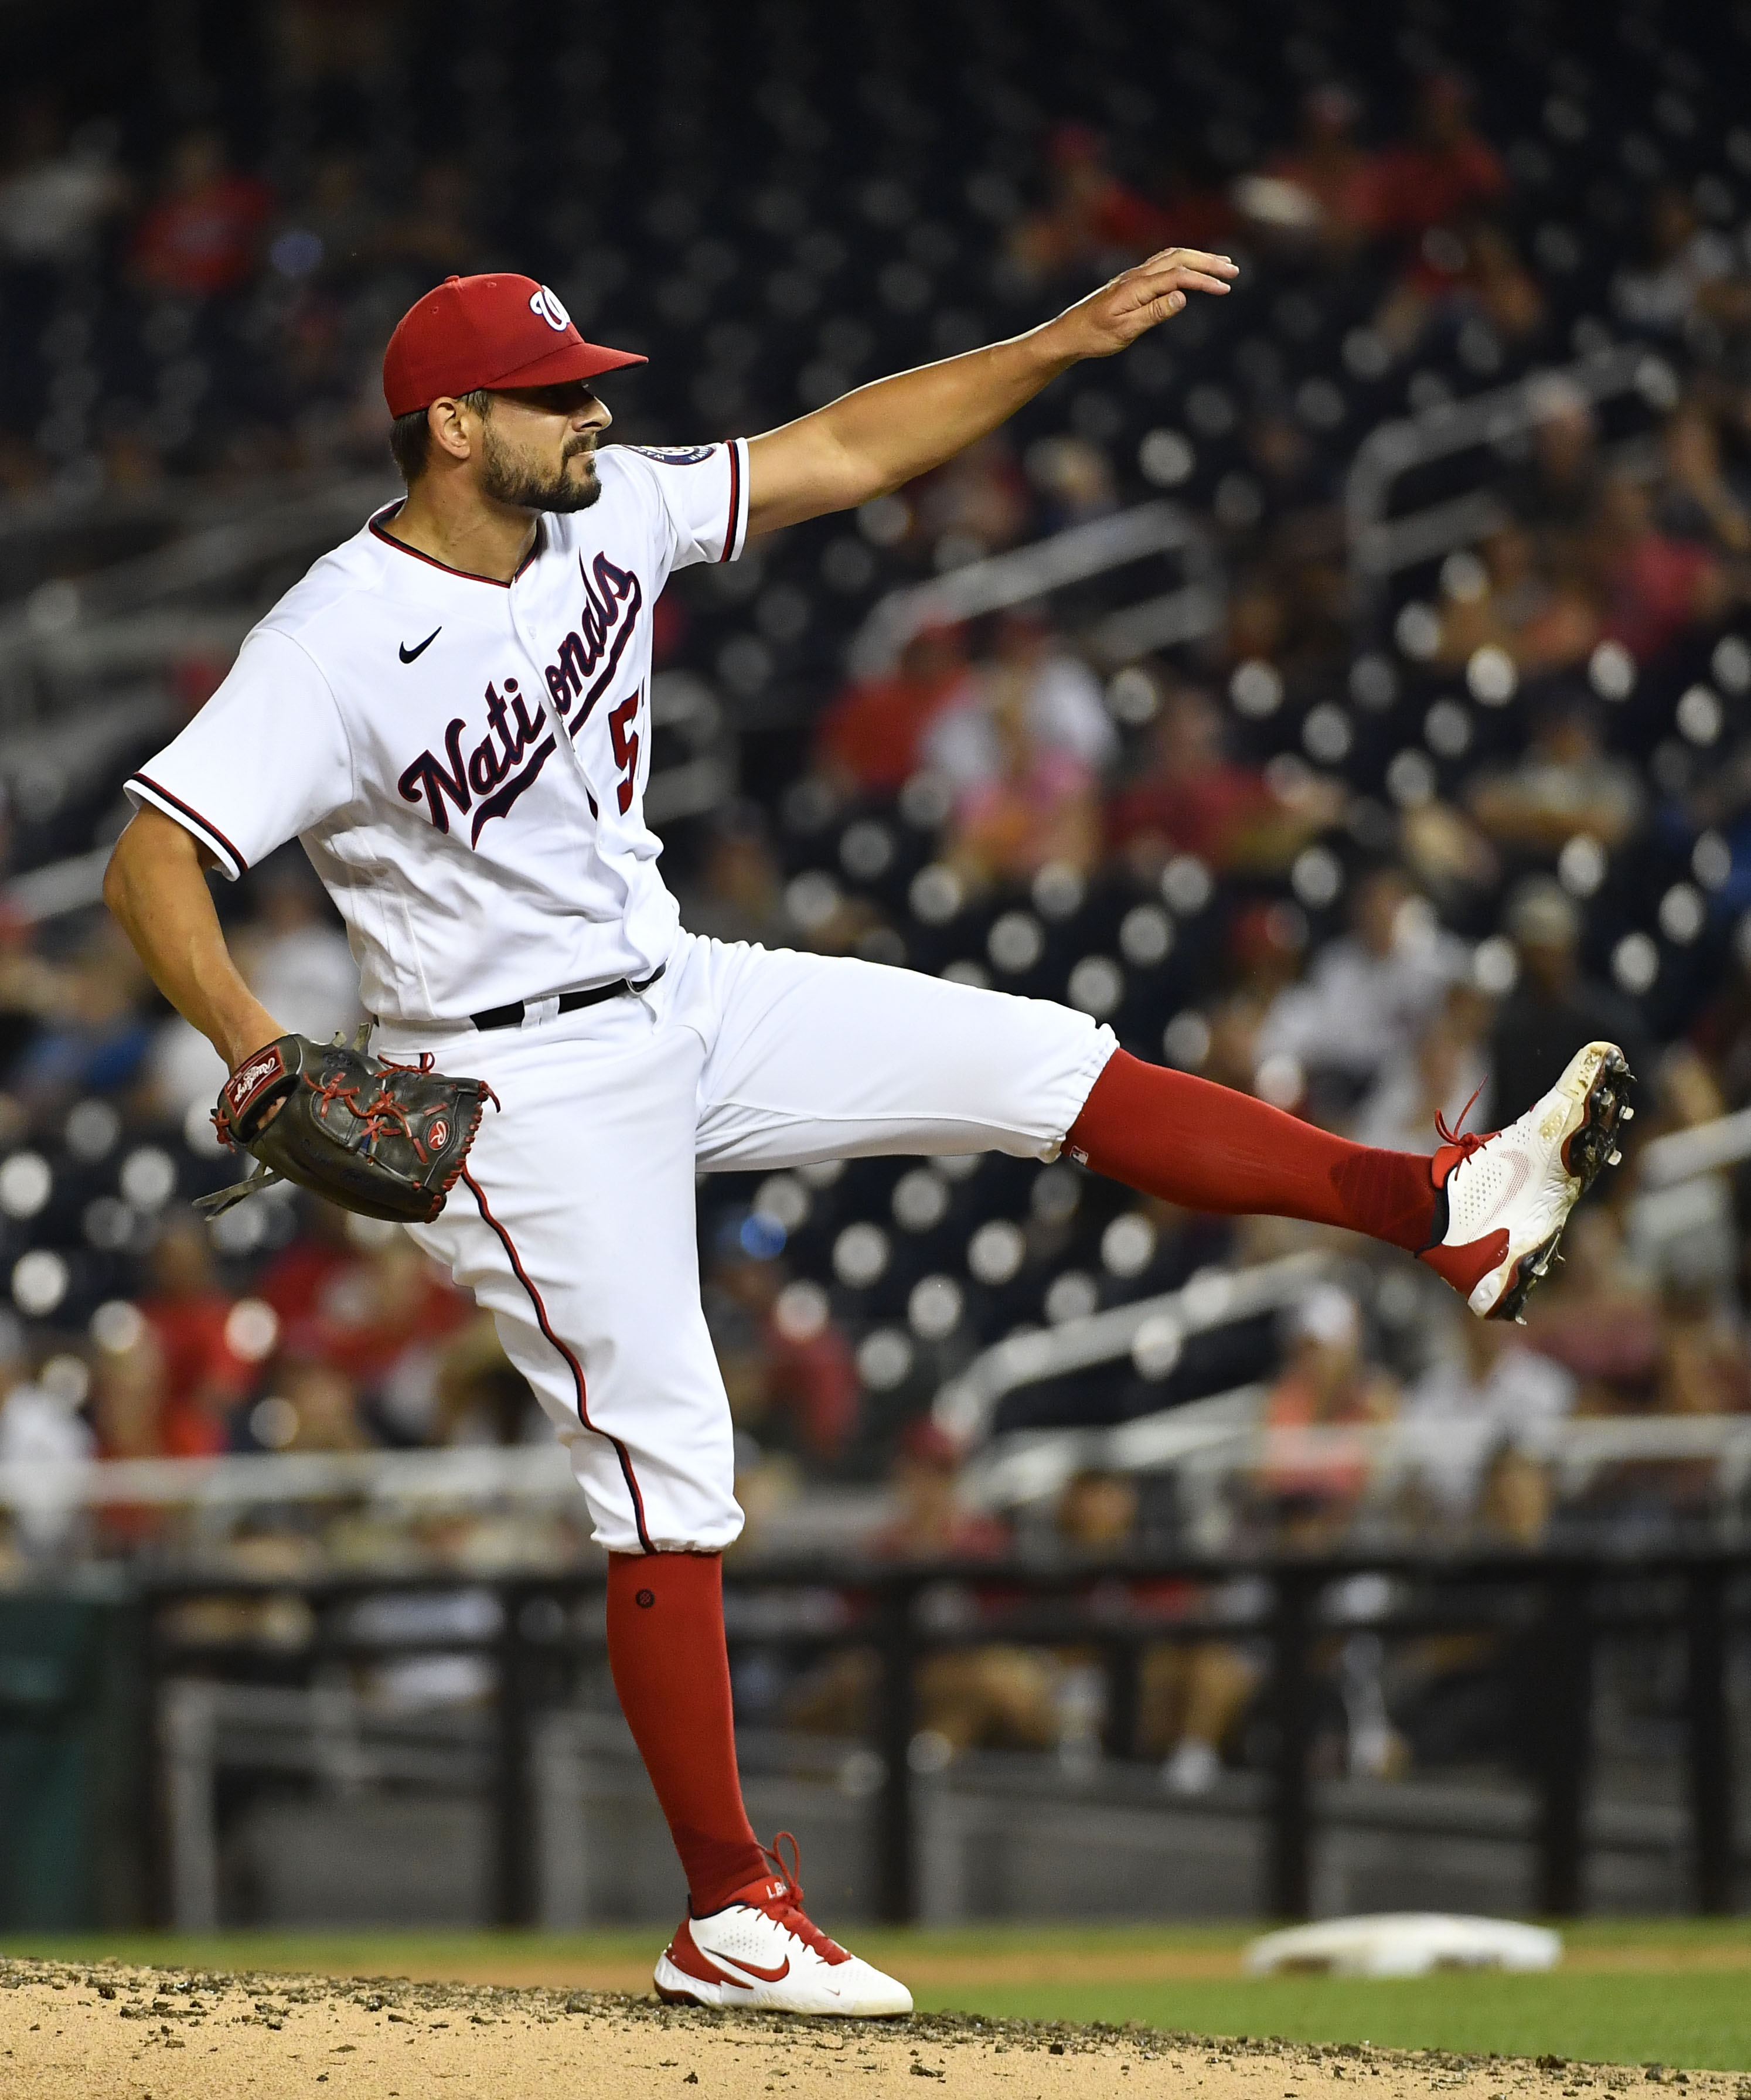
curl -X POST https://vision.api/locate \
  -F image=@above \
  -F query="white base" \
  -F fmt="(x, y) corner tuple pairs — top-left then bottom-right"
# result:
(1244, 1912), (1562, 1978)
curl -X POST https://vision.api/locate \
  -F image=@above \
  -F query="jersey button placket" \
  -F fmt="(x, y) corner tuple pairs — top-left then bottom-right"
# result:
(508, 571), (605, 828)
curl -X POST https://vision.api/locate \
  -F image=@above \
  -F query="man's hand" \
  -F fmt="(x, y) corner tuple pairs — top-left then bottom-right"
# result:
(1043, 246), (1238, 362)
(744, 243), (1238, 536)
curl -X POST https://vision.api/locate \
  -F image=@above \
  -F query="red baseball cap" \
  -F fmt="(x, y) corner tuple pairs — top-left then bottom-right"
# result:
(382, 273), (646, 417)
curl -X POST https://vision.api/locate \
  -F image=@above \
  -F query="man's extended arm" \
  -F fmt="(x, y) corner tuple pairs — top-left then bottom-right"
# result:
(104, 807), (284, 1073)
(743, 244), (1235, 536)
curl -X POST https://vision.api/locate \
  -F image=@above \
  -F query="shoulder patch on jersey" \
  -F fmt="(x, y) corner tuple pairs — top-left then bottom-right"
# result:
(625, 444), (716, 466)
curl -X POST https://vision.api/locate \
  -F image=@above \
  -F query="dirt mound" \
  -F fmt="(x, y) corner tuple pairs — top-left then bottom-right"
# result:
(1, 1955), (1739, 2100)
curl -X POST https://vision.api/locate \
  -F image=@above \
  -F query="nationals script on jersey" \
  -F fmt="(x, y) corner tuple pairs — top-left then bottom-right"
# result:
(125, 438), (751, 1022)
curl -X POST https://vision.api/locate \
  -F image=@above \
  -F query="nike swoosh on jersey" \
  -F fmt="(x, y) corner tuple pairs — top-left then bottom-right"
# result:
(399, 627), (441, 663)
(713, 1952), (791, 1985)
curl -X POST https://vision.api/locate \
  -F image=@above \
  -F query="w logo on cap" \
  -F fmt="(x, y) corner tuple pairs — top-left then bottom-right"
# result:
(530, 285), (571, 332)
(382, 273), (645, 418)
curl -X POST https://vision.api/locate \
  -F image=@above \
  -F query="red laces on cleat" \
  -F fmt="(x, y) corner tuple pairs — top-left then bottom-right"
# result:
(1431, 1084), (1493, 1183)
(745, 1832), (850, 1966)
(1433, 1082), (1487, 1153)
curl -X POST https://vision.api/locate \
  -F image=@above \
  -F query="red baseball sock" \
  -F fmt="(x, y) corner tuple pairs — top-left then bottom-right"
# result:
(1066, 1050), (1440, 1251)
(606, 1550), (767, 1915)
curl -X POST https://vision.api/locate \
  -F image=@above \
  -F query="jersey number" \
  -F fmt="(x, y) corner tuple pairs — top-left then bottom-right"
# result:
(609, 691), (641, 814)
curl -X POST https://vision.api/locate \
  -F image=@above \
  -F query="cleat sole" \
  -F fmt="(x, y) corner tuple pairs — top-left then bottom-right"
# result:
(1483, 1043), (1634, 1322)
(1559, 1043), (1634, 1191)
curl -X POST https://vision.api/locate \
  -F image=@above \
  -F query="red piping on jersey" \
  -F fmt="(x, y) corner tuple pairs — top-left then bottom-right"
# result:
(461, 1164), (654, 1554)
(129, 773), (249, 875)
(370, 503), (543, 587)
(720, 442), (740, 563)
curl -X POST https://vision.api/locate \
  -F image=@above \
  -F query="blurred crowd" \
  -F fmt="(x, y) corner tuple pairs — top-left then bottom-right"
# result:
(0, 3), (1747, 1779)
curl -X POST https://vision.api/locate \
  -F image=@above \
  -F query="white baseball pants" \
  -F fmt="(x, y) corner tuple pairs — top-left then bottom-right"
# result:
(381, 931), (1115, 1553)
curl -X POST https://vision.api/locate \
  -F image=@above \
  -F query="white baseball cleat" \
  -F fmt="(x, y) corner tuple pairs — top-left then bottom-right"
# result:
(654, 1833), (912, 2017)
(1419, 1039), (1634, 1321)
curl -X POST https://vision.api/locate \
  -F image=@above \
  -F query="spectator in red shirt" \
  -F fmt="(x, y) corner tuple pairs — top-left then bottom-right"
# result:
(1013, 123), (1172, 277)
(812, 624), (972, 797)
(257, 1211), (469, 1440)
(1105, 684), (1342, 879)
(254, 1200), (355, 1337)
(1244, 85), (1387, 262)
(132, 131), (272, 298)
(1594, 471), (1736, 664)
(137, 1221), (256, 1455)
(299, 1232), (471, 1393)
(1369, 75), (1506, 239)
(1013, 124), (1232, 281)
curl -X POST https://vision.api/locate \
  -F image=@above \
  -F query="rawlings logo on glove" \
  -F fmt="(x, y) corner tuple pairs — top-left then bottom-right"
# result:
(196, 1031), (497, 1225)
(225, 1046), (288, 1119)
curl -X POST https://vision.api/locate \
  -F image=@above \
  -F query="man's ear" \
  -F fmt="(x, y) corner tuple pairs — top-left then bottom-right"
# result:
(427, 396), (475, 465)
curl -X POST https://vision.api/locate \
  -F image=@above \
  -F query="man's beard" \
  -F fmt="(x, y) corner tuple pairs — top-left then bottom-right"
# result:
(479, 426), (603, 513)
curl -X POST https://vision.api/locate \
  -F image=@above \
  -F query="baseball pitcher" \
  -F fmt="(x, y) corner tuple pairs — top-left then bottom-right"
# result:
(104, 253), (1629, 2013)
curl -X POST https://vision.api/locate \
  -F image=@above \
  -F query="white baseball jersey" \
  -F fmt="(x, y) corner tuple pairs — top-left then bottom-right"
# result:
(127, 438), (751, 1022)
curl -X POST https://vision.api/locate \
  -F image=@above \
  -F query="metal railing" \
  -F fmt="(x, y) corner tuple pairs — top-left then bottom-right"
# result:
(0, 467), (366, 565)
(962, 1395), (1751, 1517)
(0, 477), (398, 729)
(932, 1251), (1327, 1446)
(126, 1547), (1750, 1928)
(848, 499), (1223, 676)
(1640, 1108), (1751, 1190)
(1344, 341), (1677, 615)
(0, 1441), (578, 1516)
(5, 1393), (1748, 1525)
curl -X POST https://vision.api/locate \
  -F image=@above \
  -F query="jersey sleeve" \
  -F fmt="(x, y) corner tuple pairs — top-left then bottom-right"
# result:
(125, 626), (353, 880)
(612, 439), (750, 574)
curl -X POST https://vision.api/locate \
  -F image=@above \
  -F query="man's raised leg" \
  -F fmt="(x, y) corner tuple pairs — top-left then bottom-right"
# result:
(1065, 1043), (1634, 1320)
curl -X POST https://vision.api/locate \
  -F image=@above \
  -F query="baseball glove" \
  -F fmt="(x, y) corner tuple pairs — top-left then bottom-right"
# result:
(195, 1031), (497, 1224)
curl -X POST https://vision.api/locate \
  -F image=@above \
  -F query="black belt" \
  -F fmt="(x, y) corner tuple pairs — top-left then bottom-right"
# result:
(469, 965), (665, 1033)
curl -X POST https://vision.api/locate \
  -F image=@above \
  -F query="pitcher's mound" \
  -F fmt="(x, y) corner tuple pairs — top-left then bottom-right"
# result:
(0, 1955), (1734, 2100)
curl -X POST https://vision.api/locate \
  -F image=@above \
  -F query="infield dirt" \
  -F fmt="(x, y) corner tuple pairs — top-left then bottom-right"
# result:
(4, 1956), (1748, 2100)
